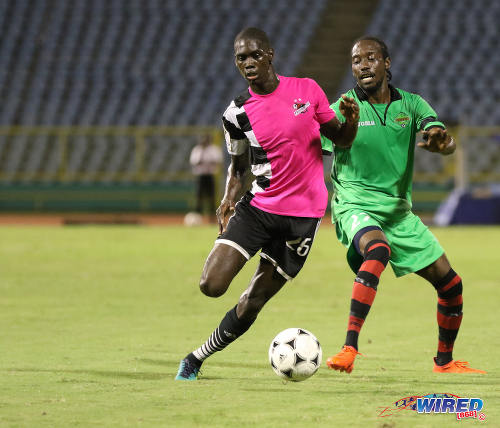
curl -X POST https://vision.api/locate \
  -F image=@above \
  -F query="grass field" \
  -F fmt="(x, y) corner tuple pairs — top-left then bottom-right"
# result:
(1, 224), (499, 427)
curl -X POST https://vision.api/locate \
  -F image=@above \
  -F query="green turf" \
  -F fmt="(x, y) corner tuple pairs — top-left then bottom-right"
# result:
(1, 225), (498, 427)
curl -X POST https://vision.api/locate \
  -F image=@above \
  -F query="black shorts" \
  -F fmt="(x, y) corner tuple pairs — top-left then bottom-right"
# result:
(216, 194), (322, 280)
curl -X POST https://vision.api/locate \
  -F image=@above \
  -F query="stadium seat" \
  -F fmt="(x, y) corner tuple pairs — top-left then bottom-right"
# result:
(1, 0), (497, 188)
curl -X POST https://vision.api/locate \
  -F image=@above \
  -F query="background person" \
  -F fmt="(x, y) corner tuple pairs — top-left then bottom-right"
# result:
(189, 135), (223, 222)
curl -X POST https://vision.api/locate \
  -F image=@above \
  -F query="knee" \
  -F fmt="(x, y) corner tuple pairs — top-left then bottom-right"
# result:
(432, 269), (463, 298)
(199, 276), (226, 298)
(364, 240), (391, 265)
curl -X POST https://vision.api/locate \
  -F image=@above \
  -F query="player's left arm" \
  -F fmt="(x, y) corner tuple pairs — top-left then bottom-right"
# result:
(414, 94), (456, 156)
(320, 95), (359, 148)
(417, 127), (456, 155)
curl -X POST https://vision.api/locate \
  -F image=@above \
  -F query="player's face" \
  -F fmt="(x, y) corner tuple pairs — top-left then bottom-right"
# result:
(234, 38), (274, 85)
(351, 40), (390, 93)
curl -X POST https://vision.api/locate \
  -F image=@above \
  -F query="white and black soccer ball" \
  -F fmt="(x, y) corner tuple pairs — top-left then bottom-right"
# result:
(183, 211), (203, 227)
(268, 328), (322, 382)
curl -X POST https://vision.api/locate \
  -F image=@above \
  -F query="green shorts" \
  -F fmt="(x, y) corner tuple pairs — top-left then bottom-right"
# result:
(334, 208), (444, 277)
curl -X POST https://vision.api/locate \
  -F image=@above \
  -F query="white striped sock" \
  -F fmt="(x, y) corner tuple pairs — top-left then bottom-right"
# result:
(192, 327), (233, 361)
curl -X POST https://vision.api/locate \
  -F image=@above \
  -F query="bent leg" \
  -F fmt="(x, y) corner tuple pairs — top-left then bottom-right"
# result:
(417, 254), (463, 365)
(236, 258), (287, 322)
(416, 254), (484, 372)
(328, 227), (391, 373)
(416, 253), (452, 283)
(357, 228), (388, 255)
(199, 243), (247, 297)
(345, 228), (390, 350)
(181, 259), (286, 377)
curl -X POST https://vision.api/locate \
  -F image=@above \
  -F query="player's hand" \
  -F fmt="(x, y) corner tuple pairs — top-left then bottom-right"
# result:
(339, 94), (359, 124)
(417, 128), (455, 155)
(216, 199), (236, 235)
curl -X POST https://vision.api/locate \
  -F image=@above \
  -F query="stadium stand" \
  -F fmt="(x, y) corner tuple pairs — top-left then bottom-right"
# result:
(0, 0), (498, 218)
(334, 0), (500, 220)
(0, 0), (326, 127)
(338, 0), (500, 126)
(0, 0), (327, 210)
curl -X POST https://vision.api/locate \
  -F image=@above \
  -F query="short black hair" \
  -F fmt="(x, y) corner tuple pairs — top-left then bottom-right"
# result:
(353, 36), (392, 81)
(234, 27), (271, 50)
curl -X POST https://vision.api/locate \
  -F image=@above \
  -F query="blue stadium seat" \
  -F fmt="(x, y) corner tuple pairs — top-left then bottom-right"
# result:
(0, 0), (327, 128)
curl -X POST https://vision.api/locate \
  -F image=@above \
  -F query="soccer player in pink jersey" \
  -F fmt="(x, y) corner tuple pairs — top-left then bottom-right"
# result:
(176, 27), (359, 380)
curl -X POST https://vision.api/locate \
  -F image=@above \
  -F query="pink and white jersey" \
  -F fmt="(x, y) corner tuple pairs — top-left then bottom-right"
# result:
(222, 75), (335, 218)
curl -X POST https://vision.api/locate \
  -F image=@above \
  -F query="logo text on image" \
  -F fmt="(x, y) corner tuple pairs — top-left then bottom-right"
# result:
(377, 393), (456, 417)
(417, 396), (485, 421)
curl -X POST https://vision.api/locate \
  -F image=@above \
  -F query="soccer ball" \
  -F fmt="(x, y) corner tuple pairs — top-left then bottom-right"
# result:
(268, 328), (322, 382)
(183, 211), (203, 226)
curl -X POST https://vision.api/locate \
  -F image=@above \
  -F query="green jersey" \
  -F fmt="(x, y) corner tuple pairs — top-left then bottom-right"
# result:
(322, 85), (445, 222)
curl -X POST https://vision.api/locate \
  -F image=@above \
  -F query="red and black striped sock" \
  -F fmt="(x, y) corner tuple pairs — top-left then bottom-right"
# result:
(345, 240), (391, 350)
(432, 269), (463, 366)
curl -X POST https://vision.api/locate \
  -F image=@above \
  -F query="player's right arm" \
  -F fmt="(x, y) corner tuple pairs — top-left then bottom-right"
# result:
(217, 150), (251, 234)
(219, 105), (252, 234)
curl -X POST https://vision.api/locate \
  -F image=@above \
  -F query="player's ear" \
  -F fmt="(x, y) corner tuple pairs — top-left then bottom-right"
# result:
(385, 56), (391, 71)
(267, 48), (274, 63)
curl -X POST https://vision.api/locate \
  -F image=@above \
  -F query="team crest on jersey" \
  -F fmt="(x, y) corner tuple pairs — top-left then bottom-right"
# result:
(293, 98), (311, 116)
(394, 112), (410, 128)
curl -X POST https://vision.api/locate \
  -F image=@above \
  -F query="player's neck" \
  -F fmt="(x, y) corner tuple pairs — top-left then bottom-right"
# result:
(366, 83), (391, 104)
(250, 70), (279, 95)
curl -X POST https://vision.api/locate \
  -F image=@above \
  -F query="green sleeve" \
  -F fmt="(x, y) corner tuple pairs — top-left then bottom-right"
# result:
(412, 94), (446, 131)
(320, 100), (344, 155)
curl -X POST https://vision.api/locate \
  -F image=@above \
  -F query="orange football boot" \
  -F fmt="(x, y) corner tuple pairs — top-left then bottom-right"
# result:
(433, 358), (486, 374)
(326, 345), (360, 373)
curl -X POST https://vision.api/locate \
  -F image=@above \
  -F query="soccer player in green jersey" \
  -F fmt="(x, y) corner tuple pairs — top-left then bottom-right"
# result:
(321, 37), (485, 374)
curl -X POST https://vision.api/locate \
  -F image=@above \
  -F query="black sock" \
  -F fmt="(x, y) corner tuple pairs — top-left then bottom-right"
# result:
(185, 352), (202, 368)
(191, 305), (255, 363)
(345, 331), (359, 350)
(435, 352), (453, 366)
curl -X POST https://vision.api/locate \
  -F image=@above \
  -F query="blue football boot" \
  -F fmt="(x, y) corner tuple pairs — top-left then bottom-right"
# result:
(175, 358), (201, 380)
